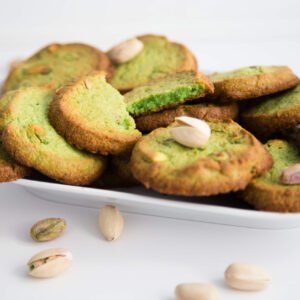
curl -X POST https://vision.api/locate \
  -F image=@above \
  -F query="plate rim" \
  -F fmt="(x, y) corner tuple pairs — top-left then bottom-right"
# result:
(14, 179), (300, 222)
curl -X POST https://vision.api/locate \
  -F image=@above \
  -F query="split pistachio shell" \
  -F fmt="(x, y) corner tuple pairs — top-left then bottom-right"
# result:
(175, 283), (219, 300)
(175, 116), (211, 137)
(280, 163), (300, 184)
(171, 117), (211, 148)
(30, 217), (66, 242)
(108, 37), (144, 64)
(170, 126), (210, 148)
(225, 263), (272, 291)
(98, 205), (124, 241)
(28, 248), (72, 278)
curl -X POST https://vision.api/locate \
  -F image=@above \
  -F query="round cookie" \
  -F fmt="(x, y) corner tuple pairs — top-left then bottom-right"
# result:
(135, 102), (239, 132)
(3, 43), (113, 92)
(125, 71), (214, 117)
(209, 66), (299, 101)
(110, 34), (197, 92)
(49, 72), (141, 156)
(2, 87), (106, 185)
(131, 120), (273, 196)
(0, 138), (30, 182)
(241, 140), (300, 212)
(241, 84), (300, 137)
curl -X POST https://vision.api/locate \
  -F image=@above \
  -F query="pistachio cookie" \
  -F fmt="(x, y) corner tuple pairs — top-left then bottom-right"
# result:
(3, 43), (113, 92)
(0, 138), (30, 182)
(2, 87), (106, 185)
(125, 71), (214, 116)
(110, 34), (197, 92)
(241, 84), (300, 137)
(135, 102), (238, 132)
(49, 72), (141, 156)
(241, 140), (300, 212)
(209, 66), (299, 101)
(131, 120), (272, 196)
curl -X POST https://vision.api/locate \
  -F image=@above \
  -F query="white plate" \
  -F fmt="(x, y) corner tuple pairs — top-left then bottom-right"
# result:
(15, 179), (300, 230)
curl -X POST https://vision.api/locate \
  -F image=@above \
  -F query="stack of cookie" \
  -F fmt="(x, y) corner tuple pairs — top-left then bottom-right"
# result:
(0, 34), (299, 212)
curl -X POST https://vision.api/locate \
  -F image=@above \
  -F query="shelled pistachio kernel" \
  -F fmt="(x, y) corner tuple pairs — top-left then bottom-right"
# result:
(175, 283), (219, 300)
(98, 205), (124, 241)
(225, 263), (272, 291)
(30, 218), (66, 242)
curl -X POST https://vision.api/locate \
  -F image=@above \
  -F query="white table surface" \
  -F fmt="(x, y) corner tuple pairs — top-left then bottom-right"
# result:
(1, 183), (300, 300)
(1, 0), (300, 299)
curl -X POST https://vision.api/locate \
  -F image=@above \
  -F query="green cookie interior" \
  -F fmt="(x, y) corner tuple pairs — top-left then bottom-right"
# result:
(125, 71), (207, 116)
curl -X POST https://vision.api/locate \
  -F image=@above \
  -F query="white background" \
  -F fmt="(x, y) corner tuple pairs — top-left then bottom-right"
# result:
(0, 0), (300, 299)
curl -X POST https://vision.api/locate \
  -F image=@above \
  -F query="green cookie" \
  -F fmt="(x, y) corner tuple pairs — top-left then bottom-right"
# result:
(2, 87), (106, 185)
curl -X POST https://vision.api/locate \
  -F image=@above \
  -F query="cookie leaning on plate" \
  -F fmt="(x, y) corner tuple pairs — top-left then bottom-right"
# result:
(95, 155), (139, 188)
(2, 87), (106, 185)
(241, 140), (300, 212)
(49, 71), (141, 156)
(135, 102), (239, 132)
(241, 84), (300, 137)
(110, 34), (197, 92)
(3, 43), (113, 92)
(209, 66), (299, 101)
(131, 120), (273, 196)
(125, 71), (214, 117)
(0, 138), (30, 182)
